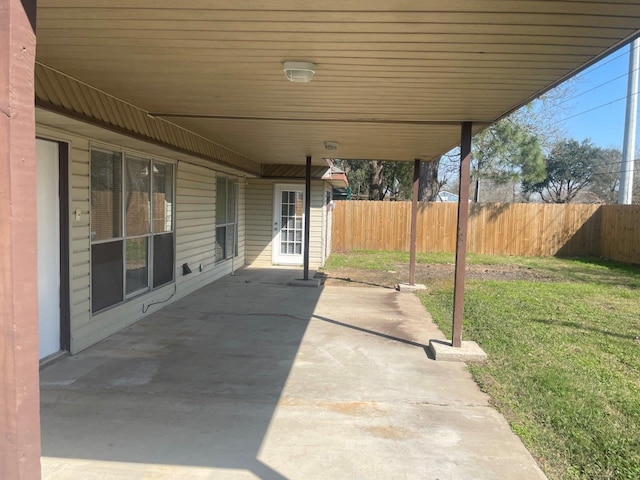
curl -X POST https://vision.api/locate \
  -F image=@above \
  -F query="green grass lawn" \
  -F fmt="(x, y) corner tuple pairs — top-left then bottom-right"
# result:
(324, 251), (640, 480)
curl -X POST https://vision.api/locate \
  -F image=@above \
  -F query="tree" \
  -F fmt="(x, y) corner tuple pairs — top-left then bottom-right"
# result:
(471, 118), (546, 202)
(369, 160), (385, 200)
(336, 159), (370, 199)
(463, 81), (575, 202)
(382, 161), (413, 200)
(524, 139), (605, 203)
(587, 148), (622, 204)
(418, 156), (446, 201)
(335, 159), (414, 200)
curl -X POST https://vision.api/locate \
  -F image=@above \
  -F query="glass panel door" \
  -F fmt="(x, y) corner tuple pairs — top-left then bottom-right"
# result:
(273, 185), (305, 265)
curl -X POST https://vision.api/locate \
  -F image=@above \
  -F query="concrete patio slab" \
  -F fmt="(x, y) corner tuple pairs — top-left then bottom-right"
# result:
(40, 267), (546, 480)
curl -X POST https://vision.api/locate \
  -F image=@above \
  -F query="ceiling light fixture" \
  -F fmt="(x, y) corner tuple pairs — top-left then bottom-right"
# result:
(324, 141), (339, 151)
(283, 61), (316, 83)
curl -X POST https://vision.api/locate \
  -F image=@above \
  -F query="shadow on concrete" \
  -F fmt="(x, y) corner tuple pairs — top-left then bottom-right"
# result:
(40, 268), (320, 480)
(311, 313), (432, 356)
(314, 271), (395, 289)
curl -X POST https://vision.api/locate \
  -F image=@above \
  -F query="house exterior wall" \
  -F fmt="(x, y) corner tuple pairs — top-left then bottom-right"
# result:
(323, 184), (334, 265)
(245, 179), (327, 269)
(36, 123), (246, 354)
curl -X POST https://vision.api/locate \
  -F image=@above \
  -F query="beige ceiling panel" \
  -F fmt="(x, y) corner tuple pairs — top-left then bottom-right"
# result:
(35, 1), (640, 165)
(173, 117), (471, 164)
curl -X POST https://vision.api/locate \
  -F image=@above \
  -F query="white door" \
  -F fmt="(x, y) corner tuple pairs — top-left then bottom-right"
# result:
(273, 184), (305, 265)
(36, 139), (61, 359)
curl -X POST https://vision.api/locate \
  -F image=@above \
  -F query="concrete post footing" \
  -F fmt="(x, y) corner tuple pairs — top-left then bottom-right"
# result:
(429, 339), (488, 362)
(397, 283), (427, 292)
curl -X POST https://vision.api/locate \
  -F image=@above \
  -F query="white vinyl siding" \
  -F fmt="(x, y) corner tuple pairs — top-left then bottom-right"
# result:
(246, 179), (327, 268)
(36, 120), (246, 354)
(245, 181), (273, 267)
(69, 136), (92, 336)
(325, 185), (334, 264)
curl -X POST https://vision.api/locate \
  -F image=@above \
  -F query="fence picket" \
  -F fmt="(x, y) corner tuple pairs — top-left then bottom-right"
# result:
(331, 201), (638, 264)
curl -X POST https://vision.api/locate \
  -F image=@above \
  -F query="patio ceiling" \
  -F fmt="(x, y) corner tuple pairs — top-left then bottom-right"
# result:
(35, 1), (640, 166)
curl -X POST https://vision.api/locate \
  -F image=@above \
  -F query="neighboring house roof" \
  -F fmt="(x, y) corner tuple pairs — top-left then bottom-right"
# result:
(436, 191), (459, 202)
(322, 160), (349, 188)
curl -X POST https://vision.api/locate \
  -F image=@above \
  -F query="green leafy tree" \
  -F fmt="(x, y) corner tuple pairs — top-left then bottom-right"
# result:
(383, 161), (413, 200)
(586, 148), (623, 204)
(471, 119), (546, 202)
(524, 139), (605, 203)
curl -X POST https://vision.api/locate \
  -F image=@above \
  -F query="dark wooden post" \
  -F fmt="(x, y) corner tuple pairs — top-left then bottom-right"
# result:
(0, 0), (42, 478)
(409, 159), (420, 285)
(452, 122), (473, 348)
(303, 155), (312, 280)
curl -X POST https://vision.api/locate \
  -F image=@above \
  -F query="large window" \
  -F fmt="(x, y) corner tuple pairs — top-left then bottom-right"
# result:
(91, 148), (174, 313)
(215, 176), (238, 262)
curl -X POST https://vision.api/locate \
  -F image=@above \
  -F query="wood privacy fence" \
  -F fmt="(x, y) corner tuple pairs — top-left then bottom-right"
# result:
(332, 201), (640, 264)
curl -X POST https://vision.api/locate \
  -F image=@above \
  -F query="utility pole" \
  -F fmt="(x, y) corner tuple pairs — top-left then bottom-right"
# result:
(619, 38), (639, 205)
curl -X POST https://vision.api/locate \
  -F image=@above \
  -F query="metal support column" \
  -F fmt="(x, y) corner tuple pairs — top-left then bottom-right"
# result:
(0, 0), (42, 478)
(452, 122), (473, 348)
(303, 155), (312, 280)
(409, 159), (420, 285)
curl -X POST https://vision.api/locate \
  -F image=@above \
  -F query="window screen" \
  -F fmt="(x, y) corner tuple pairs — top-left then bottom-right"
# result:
(153, 162), (174, 233)
(126, 237), (148, 294)
(153, 233), (174, 287)
(91, 241), (124, 312)
(125, 156), (151, 237)
(215, 226), (226, 262)
(216, 177), (227, 225)
(91, 149), (122, 241)
(215, 176), (238, 262)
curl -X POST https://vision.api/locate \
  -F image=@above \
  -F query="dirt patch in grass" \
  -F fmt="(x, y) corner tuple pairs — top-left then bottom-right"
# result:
(319, 262), (554, 288)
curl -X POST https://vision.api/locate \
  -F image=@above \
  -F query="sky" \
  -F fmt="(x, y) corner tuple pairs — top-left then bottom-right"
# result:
(551, 42), (636, 152)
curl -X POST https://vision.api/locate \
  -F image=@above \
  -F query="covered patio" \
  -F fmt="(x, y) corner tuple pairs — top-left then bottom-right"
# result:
(40, 268), (545, 479)
(3, 2), (640, 478)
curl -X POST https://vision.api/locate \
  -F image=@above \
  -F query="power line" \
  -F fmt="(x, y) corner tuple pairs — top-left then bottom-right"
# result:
(537, 62), (639, 112)
(520, 49), (633, 114)
(548, 94), (632, 126)
(571, 49), (629, 82)
(551, 71), (631, 108)
(589, 167), (637, 178)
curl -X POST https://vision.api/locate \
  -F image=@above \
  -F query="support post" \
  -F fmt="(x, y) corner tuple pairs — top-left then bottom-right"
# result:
(452, 122), (473, 348)
(303, 155), (312, 280)
(0, 0), (42, 478)
(409, 159), (420, 285)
